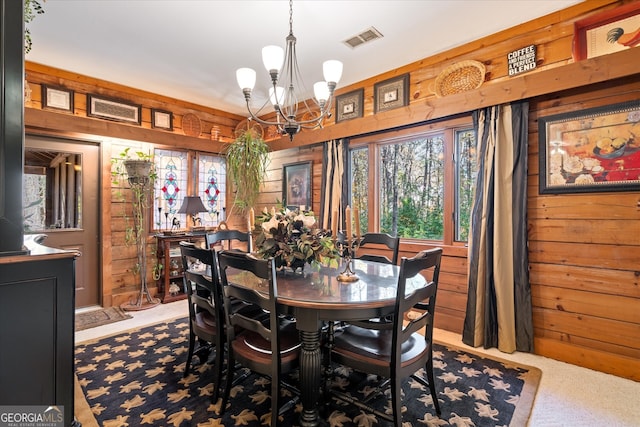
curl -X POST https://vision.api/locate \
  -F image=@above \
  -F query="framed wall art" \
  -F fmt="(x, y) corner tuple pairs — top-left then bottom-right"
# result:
(335, 89), (364, 123)
(374, 73), (409, 113)
(87, 94), (141, 125)
(573, 2), (640, 60)
(152, 109), (173, 130)
(538, 99), (640, 194)
(41, 85), (74, 113)
(283, 161), (312, 210)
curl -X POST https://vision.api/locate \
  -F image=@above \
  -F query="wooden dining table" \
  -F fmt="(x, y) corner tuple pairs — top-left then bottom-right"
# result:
(225, 257), (427, 427)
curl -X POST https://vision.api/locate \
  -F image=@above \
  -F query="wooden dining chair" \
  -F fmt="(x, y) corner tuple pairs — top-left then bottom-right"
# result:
(179, 241), (225, 402)
(217, 250), (301, 425)
(331, 247), (443, 426)
(205, 229), (252, 253)
(355, 232), (400, 265)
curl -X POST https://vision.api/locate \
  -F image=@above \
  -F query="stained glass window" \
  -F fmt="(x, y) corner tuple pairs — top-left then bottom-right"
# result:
(154, 149), (187, 231)
(198, 154), (226, 227)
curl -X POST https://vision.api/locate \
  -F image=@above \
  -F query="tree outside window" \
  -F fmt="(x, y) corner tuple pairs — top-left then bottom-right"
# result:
(350, 120), (476, 246)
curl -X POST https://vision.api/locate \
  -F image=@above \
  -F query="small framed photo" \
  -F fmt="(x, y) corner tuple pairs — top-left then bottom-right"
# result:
(152, 109), (173, 130)
(87, 94), (141, 125)
(538, 99), (640, 194)
(283, 161), (312, 210)
(374, 73), (409, 113)
(335, 89), (364, 123)
(573, 2), (640, 60)
(41, 85), (74, 113)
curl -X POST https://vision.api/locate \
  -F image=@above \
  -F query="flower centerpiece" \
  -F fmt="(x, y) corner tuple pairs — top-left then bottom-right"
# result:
(254, 207), (339, 271)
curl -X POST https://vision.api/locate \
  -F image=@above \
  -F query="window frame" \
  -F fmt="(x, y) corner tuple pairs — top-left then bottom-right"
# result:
(152, 148), (227, 232)
(349, 115), (473, 248)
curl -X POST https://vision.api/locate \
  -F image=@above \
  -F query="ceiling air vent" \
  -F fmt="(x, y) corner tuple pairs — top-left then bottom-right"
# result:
(343, 27), (383, 49)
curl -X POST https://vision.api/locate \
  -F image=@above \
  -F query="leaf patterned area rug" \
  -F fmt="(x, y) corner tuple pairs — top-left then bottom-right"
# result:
(74, 318), (541, 427)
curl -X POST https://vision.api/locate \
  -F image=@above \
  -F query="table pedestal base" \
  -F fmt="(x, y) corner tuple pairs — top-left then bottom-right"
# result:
(299, 330), (324, 427)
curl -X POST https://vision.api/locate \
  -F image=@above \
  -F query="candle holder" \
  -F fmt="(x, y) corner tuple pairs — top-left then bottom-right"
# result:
(336, 235), (361, 283)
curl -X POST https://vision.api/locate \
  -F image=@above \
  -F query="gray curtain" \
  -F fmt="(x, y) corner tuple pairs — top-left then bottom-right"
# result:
(462, 101), (534, 353)
(320, 139), (348, 231)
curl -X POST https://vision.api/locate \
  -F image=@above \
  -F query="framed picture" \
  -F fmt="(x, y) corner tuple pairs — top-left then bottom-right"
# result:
(41, 85), (74, 113)
(335, 89), (364, 123)
(538, 99), (640, 194)
(283, 161), (312, 210)
(572, 2), (640, 60)
(374, 73), (409, 113)
(152, 109), (173, 130)
(87, 94), (141, 125)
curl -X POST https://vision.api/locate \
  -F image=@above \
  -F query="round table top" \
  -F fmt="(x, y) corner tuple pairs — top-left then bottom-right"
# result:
(225, 258), (426, 311)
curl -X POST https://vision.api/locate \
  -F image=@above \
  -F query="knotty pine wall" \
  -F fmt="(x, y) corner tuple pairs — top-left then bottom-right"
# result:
(528, 76), (640, 381)
(22, 0), (639, 380)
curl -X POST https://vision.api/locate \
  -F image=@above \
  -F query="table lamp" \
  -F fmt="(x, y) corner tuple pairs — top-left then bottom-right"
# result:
(177, 196), (208, 231)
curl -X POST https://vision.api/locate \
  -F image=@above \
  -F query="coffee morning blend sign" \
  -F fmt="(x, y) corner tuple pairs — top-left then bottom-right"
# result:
(508, 45), (537, 76)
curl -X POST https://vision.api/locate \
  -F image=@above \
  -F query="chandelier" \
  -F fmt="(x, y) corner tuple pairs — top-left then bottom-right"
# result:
(236, 0), (343, 141)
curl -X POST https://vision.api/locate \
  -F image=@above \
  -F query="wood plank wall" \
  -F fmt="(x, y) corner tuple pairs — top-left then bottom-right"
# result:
(22, 0), (640, 380)
(528, 76), (640, 380)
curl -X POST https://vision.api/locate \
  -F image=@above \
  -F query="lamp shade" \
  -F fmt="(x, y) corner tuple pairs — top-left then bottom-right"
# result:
(323, 60), (343, 84)
(313, 81), (330, 103)
(262, 45), (285, 72)
(236, 68), (257, 91)
(177, 196), (207, 214)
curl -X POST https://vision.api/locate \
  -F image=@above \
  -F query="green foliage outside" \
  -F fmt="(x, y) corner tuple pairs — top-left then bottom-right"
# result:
(351, 129), (477, 242)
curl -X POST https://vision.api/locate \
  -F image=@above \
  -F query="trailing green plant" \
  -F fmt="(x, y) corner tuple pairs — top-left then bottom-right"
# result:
(225, 129), (270, 212)
(24, 0), (45, 54)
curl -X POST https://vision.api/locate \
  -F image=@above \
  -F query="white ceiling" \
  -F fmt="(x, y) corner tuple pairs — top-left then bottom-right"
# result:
(27, 0), (582, 117)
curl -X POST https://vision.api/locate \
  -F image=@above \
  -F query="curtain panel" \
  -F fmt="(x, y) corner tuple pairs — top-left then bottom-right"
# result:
(462, 101), (534, 353)
(320, 139), (348, 231)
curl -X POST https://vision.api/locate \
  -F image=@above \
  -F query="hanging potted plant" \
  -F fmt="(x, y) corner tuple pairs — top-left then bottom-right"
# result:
(123, 158), (153, 186)
(225, 128), (270, 213)
(111, 148), (159, 310)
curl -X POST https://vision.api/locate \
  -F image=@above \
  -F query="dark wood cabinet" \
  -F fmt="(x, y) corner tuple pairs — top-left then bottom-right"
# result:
(0, 239), (78, 426)
(155, 233), (206, 303)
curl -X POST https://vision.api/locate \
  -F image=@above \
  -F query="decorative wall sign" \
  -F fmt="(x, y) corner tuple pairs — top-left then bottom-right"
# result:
(538, 99), (640, 194)
(283, 161), (312, 210)
(151, 109), (173, 130)
(335, 89), (364, 123)
(87, 95), (141, 124)
(573, 2), (640, 60)
(41, 85), (74, 113)
(507, 45), (537, 76)
(374, 73), (409, 113)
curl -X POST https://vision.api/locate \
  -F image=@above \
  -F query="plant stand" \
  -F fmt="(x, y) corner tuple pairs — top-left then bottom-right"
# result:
(120, 159), (160, 311)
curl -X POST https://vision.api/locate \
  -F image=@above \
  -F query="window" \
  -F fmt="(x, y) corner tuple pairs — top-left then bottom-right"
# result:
(23, 148), (82, 231)
(197, 153), (227, 226)
(455, 129), (478, 242)
(153, 149), (226, 231)
(350, 117), (476, 246)
(155, 149), (188, 230)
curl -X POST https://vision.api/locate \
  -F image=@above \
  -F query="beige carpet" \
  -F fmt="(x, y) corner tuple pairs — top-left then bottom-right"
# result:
(74, 307), (131, 331)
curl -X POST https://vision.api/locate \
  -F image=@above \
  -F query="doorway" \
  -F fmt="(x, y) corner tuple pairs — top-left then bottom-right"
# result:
(24, 135), (101, 307)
